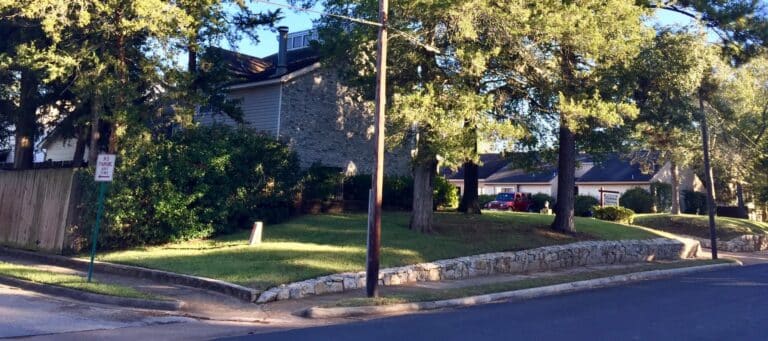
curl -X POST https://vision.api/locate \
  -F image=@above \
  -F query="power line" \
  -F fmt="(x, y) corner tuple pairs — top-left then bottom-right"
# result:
(252, 0), (441, 54)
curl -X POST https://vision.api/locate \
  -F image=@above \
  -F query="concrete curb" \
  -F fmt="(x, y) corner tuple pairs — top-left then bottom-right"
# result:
(0, 275), (184, 311)
(0, 246), (260, 302)
(302, 262), (741, 319)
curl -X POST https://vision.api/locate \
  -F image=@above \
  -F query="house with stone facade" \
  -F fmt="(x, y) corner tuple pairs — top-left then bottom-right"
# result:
(196, 27), (411, 175)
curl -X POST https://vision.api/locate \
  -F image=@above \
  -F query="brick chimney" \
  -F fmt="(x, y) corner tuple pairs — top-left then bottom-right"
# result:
(276, 26), (289, 76)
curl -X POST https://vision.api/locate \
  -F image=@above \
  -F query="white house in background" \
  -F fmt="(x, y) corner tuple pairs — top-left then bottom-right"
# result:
(446, 153), (705, 207)
(37, 137), (88, 163)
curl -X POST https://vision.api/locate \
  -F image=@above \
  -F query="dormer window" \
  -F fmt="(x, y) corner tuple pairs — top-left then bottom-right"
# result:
(286, 29), (318, 51)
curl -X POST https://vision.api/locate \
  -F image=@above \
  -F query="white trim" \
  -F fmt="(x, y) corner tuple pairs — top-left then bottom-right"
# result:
(226, 63), (322, 90)
(276, 84), (283, 138)
(483, 182), (552, 185)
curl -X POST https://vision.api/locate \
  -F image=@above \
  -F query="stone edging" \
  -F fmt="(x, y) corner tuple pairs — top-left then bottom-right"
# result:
(0, 275), (184, 311)
(0, 246), (260, 302)
(687, 234), (768, 253)
(302, 262), (739, 319)
(257, 238), (700, 303)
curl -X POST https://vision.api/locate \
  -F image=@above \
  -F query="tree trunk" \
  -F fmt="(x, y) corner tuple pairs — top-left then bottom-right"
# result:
(736, 182), (748, 219)
(670, 159), (681, 215)
(410, 157), (437, 233)
(551, 120), (576, 233)
(88, 94), (101, 166)
(188, 43), (198, 92)
(458, 161), (482, 214)
(72, 126), (87, 167)
(13, 70), (37, 170)
(699, 91), (718, 259)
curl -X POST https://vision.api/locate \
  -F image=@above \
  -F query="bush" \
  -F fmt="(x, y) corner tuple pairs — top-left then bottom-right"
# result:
(593, 206), (635, 224)
(478, 194), (496, 207)
(302, 164), (344, 201)
(434, 176), (459, 209)
(683, 190), (708, 215)
(619, 188), (654, 214)
(650, 182), (672, 213)
(341, 174), (413, 210)
(81, 125), (301, 249)
(530, 193), (555, 212)
(575, 195), (599, 217)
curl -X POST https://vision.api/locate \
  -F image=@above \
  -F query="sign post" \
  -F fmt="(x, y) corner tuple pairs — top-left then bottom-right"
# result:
(87, 154), (116, 282)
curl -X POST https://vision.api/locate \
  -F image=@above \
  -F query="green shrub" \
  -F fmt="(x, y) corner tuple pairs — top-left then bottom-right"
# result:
(434, 176), (459, 209)
(530, 193), (555, 211)
(650, 182), (672, 213)
(593, 206), (635, 224)
(575, 195), (599, 217)
(341, 174), (413, 210)
(619, 188), (654, 213)
(80, 125), (301, 250)
(302, 164), (344, 201)
(683, 190), (708, 215)
(478, 194), (496, 207)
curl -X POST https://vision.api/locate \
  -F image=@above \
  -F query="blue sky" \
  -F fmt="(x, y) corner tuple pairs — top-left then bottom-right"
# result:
(235, 2), (701, 58)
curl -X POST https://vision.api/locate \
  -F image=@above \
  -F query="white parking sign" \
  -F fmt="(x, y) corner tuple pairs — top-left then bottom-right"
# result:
(94, 154), (116, 182)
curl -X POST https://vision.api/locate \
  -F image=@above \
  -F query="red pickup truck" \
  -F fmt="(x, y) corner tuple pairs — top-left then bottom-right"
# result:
(484, 192), (533, 212)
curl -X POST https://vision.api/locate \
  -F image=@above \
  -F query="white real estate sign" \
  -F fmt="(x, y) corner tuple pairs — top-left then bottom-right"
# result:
(94, 154), (116, 182)
(603, 193), (619, 207)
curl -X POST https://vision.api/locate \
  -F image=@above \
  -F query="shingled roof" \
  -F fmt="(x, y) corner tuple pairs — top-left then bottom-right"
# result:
(484, 164), (558, 184)
(211, 46), (321, 85)
(577, 155), (654, 183)
(444, 154), (511, 180)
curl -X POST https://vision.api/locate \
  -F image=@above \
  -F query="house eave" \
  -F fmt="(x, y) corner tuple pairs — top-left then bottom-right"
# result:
(226, 62), (322, 90)
(575, 181), (651, 185)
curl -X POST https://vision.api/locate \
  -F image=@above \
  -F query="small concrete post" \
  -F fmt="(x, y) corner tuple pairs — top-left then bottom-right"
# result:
(249, 221), (263, 246)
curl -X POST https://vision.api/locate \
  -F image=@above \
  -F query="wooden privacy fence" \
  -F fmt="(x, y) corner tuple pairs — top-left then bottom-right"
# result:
(0, 168), (83, 254)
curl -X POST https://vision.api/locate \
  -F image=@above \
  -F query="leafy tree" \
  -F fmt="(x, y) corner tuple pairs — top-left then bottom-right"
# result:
(629, 30), (709, 215)
(320, 0), (523, 233)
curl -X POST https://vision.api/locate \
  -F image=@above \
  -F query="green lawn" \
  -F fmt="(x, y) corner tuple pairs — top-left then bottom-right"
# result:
(634, 213), (768, 240)
(0, 262), (155, 299)
(326, 259), (733, 307)
(95, 211), (661, 290)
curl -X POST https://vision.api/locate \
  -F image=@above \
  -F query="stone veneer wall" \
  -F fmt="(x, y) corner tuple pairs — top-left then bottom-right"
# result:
(693, 234), (768, 252)
(256, 238), (699, 303)
(279, 67), (412, 175)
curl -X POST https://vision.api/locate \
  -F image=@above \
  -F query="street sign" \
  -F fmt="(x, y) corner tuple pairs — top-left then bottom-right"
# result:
(94, 154), (116, 182)
(88, 154), (115, 282)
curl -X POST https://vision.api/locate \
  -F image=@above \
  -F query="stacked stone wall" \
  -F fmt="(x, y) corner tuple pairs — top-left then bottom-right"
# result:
(256, 238), (699, 303)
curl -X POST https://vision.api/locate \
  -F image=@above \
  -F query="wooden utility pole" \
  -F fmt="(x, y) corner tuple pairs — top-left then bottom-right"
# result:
(699, 92), (718, 259)
(366, 0), (388, 298)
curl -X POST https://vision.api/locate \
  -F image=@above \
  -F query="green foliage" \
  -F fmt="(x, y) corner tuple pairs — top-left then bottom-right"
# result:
(80, 125), (300, 249)
(478, 194), (496, 207)
(593, 206), (635, 224)
(650, 182), (673, 213)
(434, 176), (459, 209)
(575, 195), (599, 217)
(683, 190), (708, 215)
(301, 164), (344, 201)
(531, 193), (555, 212)
(342, 174), (413, 210)
(619, 188), (654, 214)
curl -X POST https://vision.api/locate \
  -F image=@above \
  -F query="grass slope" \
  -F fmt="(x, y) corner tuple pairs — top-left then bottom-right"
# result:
(0, 262), (154, 299)
(96, 211), (660, 290)
(634, 214), (768, 240)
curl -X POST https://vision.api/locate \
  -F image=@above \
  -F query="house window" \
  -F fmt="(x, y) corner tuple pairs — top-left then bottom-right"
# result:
(501, 187), (514, 193)
(455, 186), (462, 196)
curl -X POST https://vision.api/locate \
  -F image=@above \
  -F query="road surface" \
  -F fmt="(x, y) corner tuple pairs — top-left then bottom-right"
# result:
(229, 264), (768, 340)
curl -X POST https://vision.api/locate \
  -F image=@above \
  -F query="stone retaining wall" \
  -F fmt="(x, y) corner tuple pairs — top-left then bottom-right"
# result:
(256, 238), (699, 303)
(693, 234), (768, 252)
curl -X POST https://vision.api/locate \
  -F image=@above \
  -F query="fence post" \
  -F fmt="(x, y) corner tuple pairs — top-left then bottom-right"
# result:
(249, 221), (263, 246)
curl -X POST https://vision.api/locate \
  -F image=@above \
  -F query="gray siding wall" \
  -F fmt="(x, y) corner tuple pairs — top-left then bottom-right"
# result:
(279, 68), (411, 175)
(197, 84), (281, 136)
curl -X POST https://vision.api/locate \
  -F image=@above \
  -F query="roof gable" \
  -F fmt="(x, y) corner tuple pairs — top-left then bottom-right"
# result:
(577, 155), (654, 183)
(210, 46), (321, 85)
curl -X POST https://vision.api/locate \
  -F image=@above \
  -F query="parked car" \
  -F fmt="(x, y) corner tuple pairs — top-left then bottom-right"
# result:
(484, 192), (533, 212)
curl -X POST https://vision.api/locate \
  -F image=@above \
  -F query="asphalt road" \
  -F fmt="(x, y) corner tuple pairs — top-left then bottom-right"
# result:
(230, 264), (768, 341)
